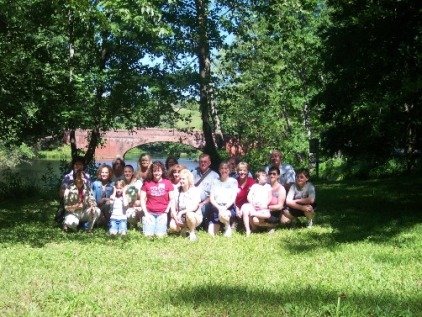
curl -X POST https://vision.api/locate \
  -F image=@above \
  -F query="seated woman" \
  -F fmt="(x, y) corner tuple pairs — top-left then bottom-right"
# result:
(251, 166), (286, 231)
(140, 161), (174, 238)
(123, 164), (143, 228)
(240, 170), (272, 236)
(234, 162), (255, 229)
(281, 168), (316, 228)
(63, 171), (100, 232)
(169, 169), (202, 241)
(91, 164), (114, 227)
(208, 161), (238, 237)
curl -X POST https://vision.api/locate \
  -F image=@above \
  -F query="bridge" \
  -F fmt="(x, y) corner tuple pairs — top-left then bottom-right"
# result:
(72, 128), (206, 159)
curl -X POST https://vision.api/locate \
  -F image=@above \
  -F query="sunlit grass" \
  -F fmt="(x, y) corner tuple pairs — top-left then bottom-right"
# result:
(0, 177), (421, 316)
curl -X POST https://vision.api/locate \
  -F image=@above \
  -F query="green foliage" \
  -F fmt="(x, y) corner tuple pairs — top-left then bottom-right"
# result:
(316, 0), (421, 168)
(217, 0), (328, 167)
(0, 177), (421, 316)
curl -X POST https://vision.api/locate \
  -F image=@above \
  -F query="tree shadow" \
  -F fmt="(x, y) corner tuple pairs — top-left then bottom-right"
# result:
(0, 198), (130, 248)
(168, 284), (420, 316)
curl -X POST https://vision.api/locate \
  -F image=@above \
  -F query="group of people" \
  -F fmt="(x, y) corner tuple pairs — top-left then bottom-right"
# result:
(59, 150), (316, 240)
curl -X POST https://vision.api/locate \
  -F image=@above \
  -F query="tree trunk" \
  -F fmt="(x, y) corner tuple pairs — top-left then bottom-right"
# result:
(195, 0), (221, 169)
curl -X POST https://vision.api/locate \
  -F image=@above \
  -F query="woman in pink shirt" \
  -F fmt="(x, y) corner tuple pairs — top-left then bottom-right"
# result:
(140, 161), (174, 238)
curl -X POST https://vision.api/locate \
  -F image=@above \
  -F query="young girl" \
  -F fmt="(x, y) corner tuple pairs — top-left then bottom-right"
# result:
(281, 168), (316, 228)
(109, 180), (129, 236)
(240, 170), (272, 236)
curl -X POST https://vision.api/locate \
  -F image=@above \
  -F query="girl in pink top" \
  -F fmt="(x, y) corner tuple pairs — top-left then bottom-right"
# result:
(140, 161), (174, 238)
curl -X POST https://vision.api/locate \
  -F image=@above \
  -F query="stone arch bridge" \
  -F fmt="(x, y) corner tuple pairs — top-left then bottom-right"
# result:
(72, 128), (206, 160)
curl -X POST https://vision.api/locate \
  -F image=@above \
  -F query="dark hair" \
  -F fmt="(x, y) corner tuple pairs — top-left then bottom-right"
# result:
(268, 166), (280, 175)
(112, 157), (125, 168)
(71, 156), (85, 167)
(254, 169), (267, 180)
(96, 164), (113, 181)
(296, 168), (310, 179)
(124, 164), (134, 171)
(145, 161), (167, 181)
(165, 156), (178, 170)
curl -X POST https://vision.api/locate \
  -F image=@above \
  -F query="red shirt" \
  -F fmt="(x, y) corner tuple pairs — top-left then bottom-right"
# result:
(235, 177), (256, 208)
(142, 179), (174, 213)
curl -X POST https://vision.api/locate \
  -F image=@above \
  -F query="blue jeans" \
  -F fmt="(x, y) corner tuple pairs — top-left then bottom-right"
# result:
(142, 213), (168, 237)
(109, 219), (127, 235)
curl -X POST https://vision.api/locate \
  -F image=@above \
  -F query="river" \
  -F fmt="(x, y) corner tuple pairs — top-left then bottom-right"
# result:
(16, 158), (198, 182)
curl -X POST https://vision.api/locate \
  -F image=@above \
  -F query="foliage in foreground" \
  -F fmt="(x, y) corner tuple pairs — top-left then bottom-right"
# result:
(0, 177), (421, 316)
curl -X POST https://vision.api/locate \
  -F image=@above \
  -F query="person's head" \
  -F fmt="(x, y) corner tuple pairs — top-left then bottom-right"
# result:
(228, 157), (239, 173)
(123, 164), (135, 182)
(165, 156), (178, 170)
(114, 179), (125, 196)
(255, 170), (268, 185)
(268, 166), (280, 183)
(179, 169), (194, 189)
(147, 161), (166, 182)
(295, 168), (310, 188)
(138, 154), (152, 169)
(112, 157), (125, 175)
(96, 164), (113, 183)
(168, 164), (185, 184)
(71, 156), (85, 172)
(269, 150), (283, 167)
(236, 161), (249, 179)
(198, 153), (212, 173)
(218, 161), (230, 179)
(74, 170), (85, 189)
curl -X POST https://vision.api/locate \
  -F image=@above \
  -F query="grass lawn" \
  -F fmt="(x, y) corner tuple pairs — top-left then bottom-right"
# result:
(0, 177), (421, 316)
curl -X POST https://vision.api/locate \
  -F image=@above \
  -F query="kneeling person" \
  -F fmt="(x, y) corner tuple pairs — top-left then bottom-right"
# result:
(282, 168), (316, 228)
(169, 169), (202, 241)
(63, 171), (100, 232)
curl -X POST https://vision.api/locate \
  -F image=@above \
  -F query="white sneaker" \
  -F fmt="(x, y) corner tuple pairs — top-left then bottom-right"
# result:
(208, 222), (215, 236)
(307, 219), (313, 228)
(189, 232), (198, 242)
(224, 226), (232, 237)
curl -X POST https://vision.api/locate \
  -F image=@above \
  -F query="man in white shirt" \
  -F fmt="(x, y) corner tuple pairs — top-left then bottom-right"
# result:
(264, 150), (295, 191)
(191, 154), (219, 229)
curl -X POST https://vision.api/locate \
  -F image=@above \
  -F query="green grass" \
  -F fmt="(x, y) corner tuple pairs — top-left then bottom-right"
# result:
(0, 177), (421, 316)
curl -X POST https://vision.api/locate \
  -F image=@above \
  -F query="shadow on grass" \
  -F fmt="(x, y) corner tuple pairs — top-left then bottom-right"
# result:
(0, 198), (123, 247)
(168, 284), (421, 316)
(280, 177), (422, 253)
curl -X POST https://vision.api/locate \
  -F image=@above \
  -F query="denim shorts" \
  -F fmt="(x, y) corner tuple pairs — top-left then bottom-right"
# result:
(109, 219), (127, 234)
(143, 212), (168, 237)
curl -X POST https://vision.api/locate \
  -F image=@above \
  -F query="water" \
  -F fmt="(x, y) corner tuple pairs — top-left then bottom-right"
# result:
(15, 157), (198, 182)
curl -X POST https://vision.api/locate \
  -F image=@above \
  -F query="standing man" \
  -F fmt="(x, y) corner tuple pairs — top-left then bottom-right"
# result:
(264, 150), (295, 191)
(191, 153), (219, 229)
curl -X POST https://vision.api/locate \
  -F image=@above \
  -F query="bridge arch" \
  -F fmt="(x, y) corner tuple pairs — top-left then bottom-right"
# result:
(73, 128), (205, 160)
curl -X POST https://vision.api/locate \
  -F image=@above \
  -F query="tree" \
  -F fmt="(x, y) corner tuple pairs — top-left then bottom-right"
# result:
(0, 0), (175, 164)
(216, 0), (327, 168)
(316, 0), (421, 170)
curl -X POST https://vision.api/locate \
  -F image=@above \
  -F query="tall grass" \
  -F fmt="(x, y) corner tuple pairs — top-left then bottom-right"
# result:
(0, 177), (421, 316)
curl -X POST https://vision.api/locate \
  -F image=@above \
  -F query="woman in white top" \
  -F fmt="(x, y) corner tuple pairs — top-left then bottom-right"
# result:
(169, 169), (202, 241)
(208, 161), (238, 237)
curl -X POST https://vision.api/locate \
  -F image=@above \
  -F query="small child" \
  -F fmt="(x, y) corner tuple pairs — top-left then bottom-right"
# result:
(109, 180), (129, 236)
(241, 170), (272, 236)
(247, 171), (272, 218)
(282, 168), (316, 228)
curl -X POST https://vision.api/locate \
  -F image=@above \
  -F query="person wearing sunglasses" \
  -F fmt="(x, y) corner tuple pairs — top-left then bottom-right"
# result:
(251, 166), (286, 231)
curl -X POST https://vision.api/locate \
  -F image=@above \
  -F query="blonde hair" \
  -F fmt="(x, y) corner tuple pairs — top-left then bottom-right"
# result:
(179, 169), (194, 187)
(237, 161), (249, 171)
